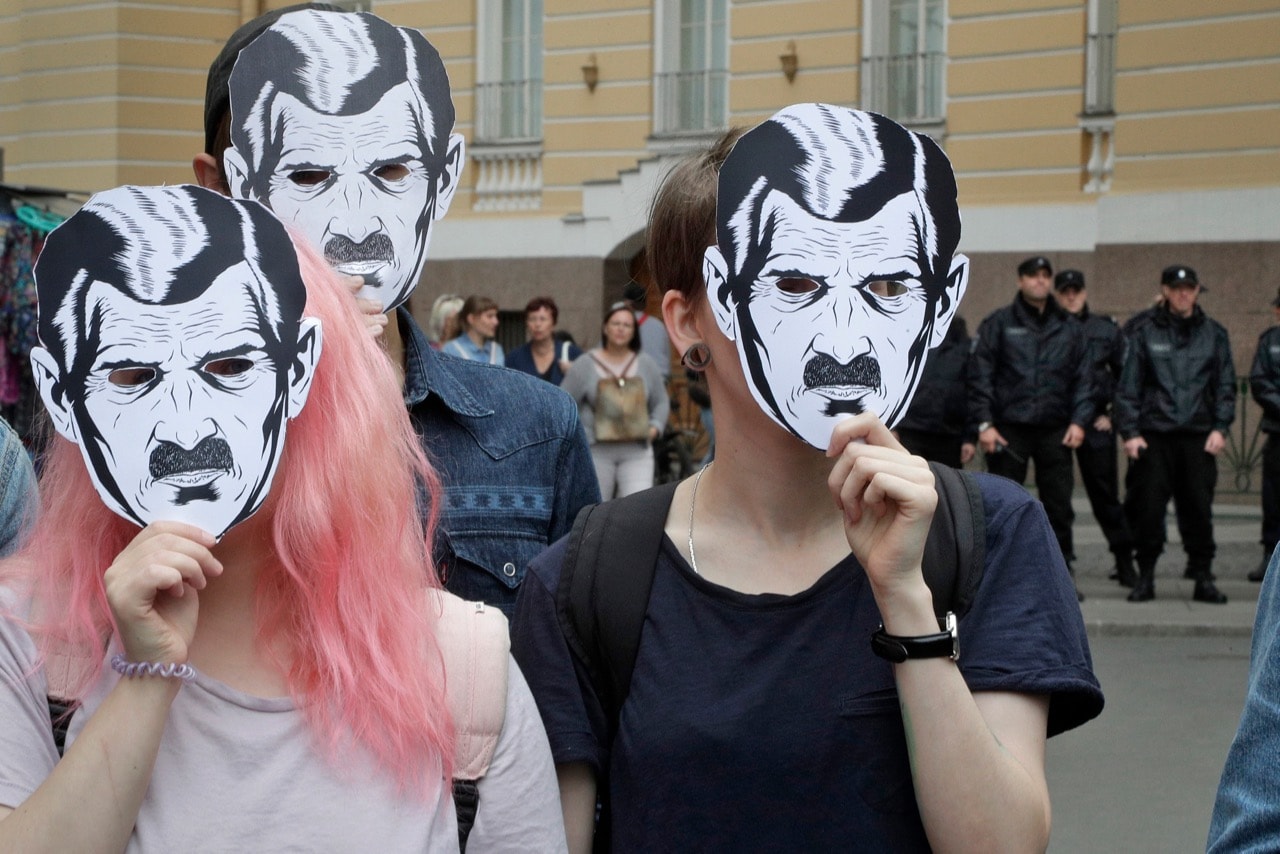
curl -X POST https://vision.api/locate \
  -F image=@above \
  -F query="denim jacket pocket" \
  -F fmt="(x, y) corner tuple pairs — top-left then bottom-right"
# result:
(448, 531), (546, 591)
(838, 689), (916, 814)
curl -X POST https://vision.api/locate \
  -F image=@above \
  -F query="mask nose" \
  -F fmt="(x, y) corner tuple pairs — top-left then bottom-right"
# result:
(152, 377), (218, 449)
(331, 176), (385, 244)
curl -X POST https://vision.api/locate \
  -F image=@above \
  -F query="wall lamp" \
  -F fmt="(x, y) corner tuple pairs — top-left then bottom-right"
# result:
(780, 40), (798, 83)
(582, 54), (599, 92)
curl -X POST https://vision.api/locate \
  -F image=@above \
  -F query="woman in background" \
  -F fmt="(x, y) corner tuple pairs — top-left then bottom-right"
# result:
(444, 295), (505, 365)
(507, 297), (581, 386)
(561, 303), (668, 499)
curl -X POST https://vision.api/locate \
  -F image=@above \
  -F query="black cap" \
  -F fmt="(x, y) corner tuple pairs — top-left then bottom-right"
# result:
(1160, 265), (1199, 287)
(1017, 256), (1052, 277)
(203, 3), (344, 156)
(1054, 269), (1085, 292)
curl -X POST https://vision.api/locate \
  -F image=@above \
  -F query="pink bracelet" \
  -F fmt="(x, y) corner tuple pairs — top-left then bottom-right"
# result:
(110, 653), (196, 683)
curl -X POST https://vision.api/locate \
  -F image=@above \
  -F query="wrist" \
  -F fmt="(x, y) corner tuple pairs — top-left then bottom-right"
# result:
(870, 578), (938, 636)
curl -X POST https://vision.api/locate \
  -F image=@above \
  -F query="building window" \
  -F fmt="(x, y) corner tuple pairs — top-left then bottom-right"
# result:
(476, 0), (543, 143)
(654, 0), (728, 136)
(862, 0), (946, 127)
(1084, 0), (1117, 116)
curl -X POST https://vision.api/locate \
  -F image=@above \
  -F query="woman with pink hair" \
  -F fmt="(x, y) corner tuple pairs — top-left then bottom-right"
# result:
(0, 188), (564, 852)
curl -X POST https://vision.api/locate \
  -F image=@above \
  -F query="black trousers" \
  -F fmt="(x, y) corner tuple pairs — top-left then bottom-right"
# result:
(1263, 433), (1280, 552)
(897, 429), (962, 469)
(1124, 432), (1217, 573)
(1076, 429), (1133, 557)
(986, 423), (1075, 561)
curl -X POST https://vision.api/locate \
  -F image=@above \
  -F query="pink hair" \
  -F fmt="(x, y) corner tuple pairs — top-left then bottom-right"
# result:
(3, 234), (453, 790)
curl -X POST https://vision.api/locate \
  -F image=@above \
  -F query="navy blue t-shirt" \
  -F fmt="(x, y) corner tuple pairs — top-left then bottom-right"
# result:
(512, 473), (1103, 851)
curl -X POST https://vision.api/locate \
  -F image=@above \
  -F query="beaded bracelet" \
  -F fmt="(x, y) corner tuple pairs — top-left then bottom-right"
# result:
(110, 653), (197, 683)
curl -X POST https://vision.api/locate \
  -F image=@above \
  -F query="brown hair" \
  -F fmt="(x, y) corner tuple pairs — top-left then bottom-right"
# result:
(643, 128), (746, 302)
(524, 296), (559, 324)
(460, 295), (499, 331)
(601, 302), (640, 352)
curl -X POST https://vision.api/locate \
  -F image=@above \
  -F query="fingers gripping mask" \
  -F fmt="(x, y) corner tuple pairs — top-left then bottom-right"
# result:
(31, 185), (323, 539)
(222, 9), (464, 312)
(703, 103), (970, 451)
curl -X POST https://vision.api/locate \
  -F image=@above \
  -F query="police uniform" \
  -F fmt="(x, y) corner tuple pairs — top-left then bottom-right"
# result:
(896, 317), (972, 468)
(969, 261), (1094, 563)
(1115, 265), (1234, 602)
(1056, 270), (1135, 584)
(1249, 297), (1280, 581)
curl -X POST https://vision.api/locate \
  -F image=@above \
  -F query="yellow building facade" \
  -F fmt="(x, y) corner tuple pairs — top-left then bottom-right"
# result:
(2, 0), (1278, 356)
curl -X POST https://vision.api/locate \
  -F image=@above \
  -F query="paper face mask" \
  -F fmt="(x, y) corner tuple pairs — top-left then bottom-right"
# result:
(703, 104), (969, 450)
(30, 185), (322, 539)
(222, 9), (464, 312)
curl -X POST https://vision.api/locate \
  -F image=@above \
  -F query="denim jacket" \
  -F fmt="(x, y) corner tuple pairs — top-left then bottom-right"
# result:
(0, 417), (35, 557)
(400, 309), (600, 616)
(1209, 546), (1280, 851)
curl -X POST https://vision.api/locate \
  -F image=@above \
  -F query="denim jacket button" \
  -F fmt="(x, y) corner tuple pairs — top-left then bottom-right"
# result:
(503, 562), (517, 577)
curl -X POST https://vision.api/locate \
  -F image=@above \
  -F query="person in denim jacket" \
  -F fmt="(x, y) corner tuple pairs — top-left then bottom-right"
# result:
(400, 308), (600, 613)
(193, 4), (601, 615)
(1209, 547), (1280, 851)
(0, 417), (34, 557)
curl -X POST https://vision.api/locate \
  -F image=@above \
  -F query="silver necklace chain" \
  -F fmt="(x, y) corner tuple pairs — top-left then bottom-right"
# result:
(687, 462), (712, 575)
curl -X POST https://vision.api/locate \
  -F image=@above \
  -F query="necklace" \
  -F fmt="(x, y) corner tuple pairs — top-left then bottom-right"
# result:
(687, 461), (712, 575)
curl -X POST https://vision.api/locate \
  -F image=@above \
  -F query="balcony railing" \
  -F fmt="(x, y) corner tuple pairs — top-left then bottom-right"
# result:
(654, 68), (728, 136)
(471, 144), (542, 212)
(474, 78), (543, 143)
(1084, 32), (1116, 116)
(861, 51), (945, 124)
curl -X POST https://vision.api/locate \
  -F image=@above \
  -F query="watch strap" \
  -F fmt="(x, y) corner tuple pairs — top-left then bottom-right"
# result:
(870, 612), (958, 663)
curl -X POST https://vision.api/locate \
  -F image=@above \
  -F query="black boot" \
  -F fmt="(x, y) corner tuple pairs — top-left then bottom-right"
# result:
(1249, 548), (1272, 583)
(1193, 576), (1228, 604)
(1113, 552), (1137, 588)
(1128, 561), (1155, 602)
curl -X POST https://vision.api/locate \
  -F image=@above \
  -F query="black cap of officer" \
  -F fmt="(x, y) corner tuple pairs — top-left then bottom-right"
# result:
(1160, 265), (1200, 288)
(1017, 256), (1053, 277)
(1054, 269), (1085, 292)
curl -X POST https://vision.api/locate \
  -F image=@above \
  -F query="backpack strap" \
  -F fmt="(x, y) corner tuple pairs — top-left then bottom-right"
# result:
(557, 480), (680, 731)
(921, 462), (987, 619)
(431, 589), (510, 852)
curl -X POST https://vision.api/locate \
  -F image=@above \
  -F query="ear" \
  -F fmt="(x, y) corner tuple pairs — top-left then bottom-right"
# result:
(287, 318), (323, 414)
(433, 133), (466, 220)
(221, 146), (253, 201)
(929, 253), (969, 348)
(192, 153), (230, 195)
(703, 246), (738, 343)
(30, 347), (79, 444)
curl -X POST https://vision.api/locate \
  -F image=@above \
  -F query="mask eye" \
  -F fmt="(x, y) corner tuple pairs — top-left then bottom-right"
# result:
(289, 169), (330, 187)
(867, 280), (909, 298)
(204, 357), (254, 377)
(775, 277), (820, 295)
(108, 367), (156, 387)
(373, 163), (410, 181)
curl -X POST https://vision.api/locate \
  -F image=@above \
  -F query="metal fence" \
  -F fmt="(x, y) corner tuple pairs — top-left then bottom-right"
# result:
(474, 78), (543, 143)
(861, 51), (945, 124)
(653, 69), (728, 135)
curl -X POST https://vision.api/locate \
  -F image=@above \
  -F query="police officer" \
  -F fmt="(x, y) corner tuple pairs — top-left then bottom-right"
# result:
(1248, 288), (1280, 582)
(1116, 265), (1234, 603)
(896, 316), (975, 469)
(970, 256), (1094, 579)
(1056, 269), (1136, 586)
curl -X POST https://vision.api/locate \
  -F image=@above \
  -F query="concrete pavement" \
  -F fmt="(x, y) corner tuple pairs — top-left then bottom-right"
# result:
(1067, 494), (1263, 638)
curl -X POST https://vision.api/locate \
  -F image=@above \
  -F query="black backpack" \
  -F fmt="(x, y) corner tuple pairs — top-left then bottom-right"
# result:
(556, 461), (987, 746)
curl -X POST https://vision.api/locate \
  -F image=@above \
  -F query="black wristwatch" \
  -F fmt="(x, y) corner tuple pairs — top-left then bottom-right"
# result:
(871, 612), (959, 663)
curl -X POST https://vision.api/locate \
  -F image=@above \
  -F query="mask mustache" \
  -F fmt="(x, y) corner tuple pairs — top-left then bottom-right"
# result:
(149, 437), (233, 480)
(324, 232), (395, 265)
(803, 353), (881, 390)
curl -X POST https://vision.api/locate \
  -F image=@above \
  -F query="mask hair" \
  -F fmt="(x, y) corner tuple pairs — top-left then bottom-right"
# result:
(4, 232), (454, 793)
